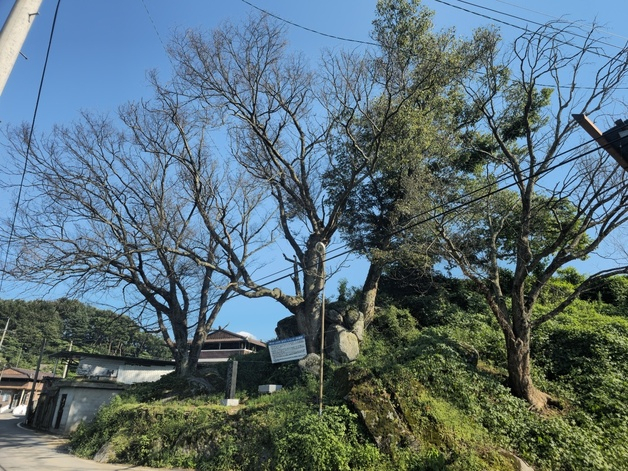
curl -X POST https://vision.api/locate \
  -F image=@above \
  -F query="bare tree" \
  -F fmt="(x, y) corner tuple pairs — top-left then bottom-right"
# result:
(1, 96), (272, 376)
(435, 22), (628, 409)
(166, 11), (422, 352)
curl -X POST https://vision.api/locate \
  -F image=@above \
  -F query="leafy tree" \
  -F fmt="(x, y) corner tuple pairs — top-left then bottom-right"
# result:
(329, 1), (493, 325)
(0, 298), (168, 370)
(434, 22), (628, 408)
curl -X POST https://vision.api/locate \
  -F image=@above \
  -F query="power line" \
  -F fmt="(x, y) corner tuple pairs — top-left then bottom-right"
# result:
(0, 0), (62, 293)
(493, 0), (628, 43)
(239, 0), (378, 47)
(431, 0), (622, 61)
(442, 0), (625, 52)
(244, 133), (620, 291)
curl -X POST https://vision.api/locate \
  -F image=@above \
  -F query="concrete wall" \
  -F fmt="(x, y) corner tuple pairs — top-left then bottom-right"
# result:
(76, 359), (122, 379)
(117, 364), (174, 384)
(51, 383), (124, 435)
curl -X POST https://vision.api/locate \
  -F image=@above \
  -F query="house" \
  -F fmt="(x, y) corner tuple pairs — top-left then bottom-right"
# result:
(30, 352), (174, 435)
(0, 367), (53, 413)
(198, 328), (266, 363)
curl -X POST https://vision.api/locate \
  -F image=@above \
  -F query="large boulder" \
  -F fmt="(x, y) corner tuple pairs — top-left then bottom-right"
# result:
(326, 325), (360, 363)
(275, 315), (300, 340)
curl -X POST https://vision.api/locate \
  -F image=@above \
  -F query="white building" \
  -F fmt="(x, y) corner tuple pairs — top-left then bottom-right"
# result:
(31, 352), (174, 435)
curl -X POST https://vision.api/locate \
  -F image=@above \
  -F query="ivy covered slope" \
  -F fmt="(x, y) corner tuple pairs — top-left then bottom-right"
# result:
(69, 274), (628, 471)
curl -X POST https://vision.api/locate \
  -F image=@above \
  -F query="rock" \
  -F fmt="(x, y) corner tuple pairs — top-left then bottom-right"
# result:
(326, 325), (360, 363)
(351, 315), (365, 342)
(326, 308), (344, 324)
(343, 308), (362, 327)
(500, 450), (535, 470)
(275, 316), (299, 340)
(298, 353), (321, 376)
(346, 371), (418, 453)
(93, 442), (116, 463)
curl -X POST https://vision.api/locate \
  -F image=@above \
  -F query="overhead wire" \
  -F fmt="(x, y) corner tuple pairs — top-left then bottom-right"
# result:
(237, 0), (628, 90)
(242, 133), (622, 291)
(136, 0), (628, 294)
(0, 0), (62, 293)
(493, 0), (628, 43)
(238, 0), (378, 47)
(438, 0), (625, 52)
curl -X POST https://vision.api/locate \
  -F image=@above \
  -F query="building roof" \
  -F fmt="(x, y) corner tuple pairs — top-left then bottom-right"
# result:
(51, 351), (174, 367)
(0, 367), (54, 381)
(203, 328), (266, 348)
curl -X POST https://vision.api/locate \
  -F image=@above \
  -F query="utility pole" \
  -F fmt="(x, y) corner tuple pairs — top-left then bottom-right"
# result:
(0, 317), (9, 350)
(316, 242), (326, 416)
(0, 0), (44, 96)
(573, 114), (628, 171)
(26, 336), (45, 424)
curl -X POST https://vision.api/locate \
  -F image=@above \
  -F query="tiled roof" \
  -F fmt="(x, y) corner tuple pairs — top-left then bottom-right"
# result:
(0, 367), (54, 381)
(204, 329), (266, 348)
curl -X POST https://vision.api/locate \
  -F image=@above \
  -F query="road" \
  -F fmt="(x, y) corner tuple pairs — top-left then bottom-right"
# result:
(0, 414), (179, 471)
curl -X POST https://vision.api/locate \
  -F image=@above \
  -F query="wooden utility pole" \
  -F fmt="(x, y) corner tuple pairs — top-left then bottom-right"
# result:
(0, 0), (44, 96)
(316, 242), (326, 416)
(573, 114), (628, 171)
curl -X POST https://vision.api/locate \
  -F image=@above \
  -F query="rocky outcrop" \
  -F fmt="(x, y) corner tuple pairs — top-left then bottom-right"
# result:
(275, 305), (366, 364)
(324, 306), (364, 363)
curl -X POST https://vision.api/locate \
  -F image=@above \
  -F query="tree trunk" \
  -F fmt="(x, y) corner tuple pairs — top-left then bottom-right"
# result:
(294, 302), (321, 354)
(361, 261), (383, 328)
(504, 334), (550, 410)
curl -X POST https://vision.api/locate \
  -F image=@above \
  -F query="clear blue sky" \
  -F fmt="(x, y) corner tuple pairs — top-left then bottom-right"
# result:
(1, 0), (627, 341)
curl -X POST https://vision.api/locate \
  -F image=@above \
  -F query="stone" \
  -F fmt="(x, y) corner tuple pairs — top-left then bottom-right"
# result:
(343, 308), (362, 327)
(326, 325), (360, 363)
(220, 398), (240, 406)
(275, 315), (299, 339)
(298, 353), (321, 376)
(93, 442), (116, 463)
(258, 384), (282, 394)
(326, 308), (344, 324)
(351, 315), (365, 342)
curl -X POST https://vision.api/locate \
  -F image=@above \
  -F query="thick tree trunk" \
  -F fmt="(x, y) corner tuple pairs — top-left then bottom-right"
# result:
(294, 301), (321, 354)
(504, 334), (549, 410)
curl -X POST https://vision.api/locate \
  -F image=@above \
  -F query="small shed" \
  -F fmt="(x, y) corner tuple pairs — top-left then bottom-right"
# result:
(198, 328), (266, 363)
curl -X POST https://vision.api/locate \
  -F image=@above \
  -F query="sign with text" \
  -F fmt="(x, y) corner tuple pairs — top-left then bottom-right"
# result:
(268, 335), (307, 364)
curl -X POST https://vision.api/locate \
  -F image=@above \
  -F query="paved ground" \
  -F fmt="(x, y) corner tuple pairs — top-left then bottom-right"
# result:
(0, 413), (178, 471)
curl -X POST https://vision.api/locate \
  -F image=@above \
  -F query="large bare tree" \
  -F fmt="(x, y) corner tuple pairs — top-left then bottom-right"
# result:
(166, 7), (426, 352)
(435, 22), (628, 408)
(1, 96), (272, 376)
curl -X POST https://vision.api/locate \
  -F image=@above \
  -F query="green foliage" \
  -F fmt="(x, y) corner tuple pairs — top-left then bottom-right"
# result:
(71, 390), (383, 470)
(534, 306), (628, 420)
(69, 295), (628, 470)
(0, 298), (169, 369)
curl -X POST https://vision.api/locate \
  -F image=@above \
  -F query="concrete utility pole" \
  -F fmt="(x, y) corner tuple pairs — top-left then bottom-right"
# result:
(0, 0), (44, 96)
(573, 114), (628, 171)
(0, 318), (9, 350)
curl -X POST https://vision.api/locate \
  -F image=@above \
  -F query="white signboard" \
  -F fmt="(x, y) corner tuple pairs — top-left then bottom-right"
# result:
(268, 335), (308, 364)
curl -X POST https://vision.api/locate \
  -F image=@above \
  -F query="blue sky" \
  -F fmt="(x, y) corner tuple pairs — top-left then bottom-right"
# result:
(1, 0), (627, 341)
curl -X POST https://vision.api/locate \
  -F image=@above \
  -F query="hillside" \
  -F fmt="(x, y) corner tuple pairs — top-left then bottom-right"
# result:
(68, 281), (628, 471)
(0, 298), (170, 370)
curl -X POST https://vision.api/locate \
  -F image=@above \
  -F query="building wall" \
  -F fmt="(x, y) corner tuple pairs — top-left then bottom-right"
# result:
(51, 384), (124, 435)
(117, 364), (174, 384)
(76, 359), (122, 379)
